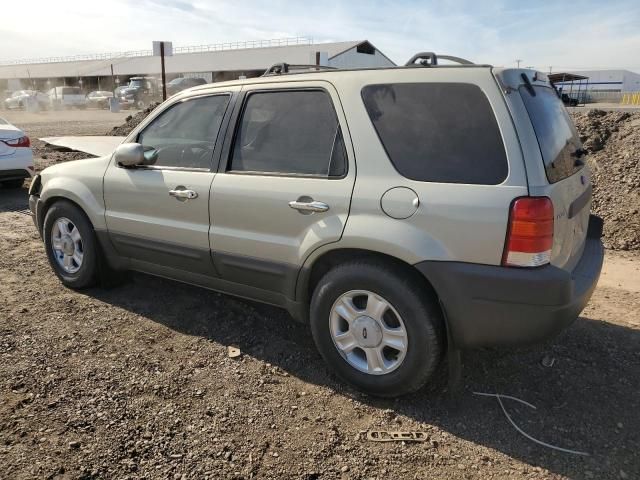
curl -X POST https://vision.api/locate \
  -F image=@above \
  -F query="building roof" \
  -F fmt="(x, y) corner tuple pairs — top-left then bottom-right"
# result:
(0, 40), (388, 79)
(548, 72), (589, 83)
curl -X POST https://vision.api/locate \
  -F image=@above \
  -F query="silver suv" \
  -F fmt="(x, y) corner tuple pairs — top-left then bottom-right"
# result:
(29, 53), (604, 396)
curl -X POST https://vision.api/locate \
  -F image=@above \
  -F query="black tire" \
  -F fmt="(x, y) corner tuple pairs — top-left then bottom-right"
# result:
(43, 200), (99, 289)
(310, 260), (444, 397)
(1, 179), (25, 189)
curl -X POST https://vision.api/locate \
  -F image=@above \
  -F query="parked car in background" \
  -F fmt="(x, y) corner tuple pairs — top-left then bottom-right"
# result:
(561, 93), (579, 107)
(3, 90), (49, 110)
(119, 77), (160, 109)
(114, 86), (126, 96)
(0, 116), (33, 188)
(28, 56), (604, 396)
(166, 77), (207, 96)
(86, 90), (114, 109)
(48, 87), (87, 109)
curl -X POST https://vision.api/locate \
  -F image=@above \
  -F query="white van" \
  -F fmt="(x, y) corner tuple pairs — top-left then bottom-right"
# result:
(48, 87), (87, 109)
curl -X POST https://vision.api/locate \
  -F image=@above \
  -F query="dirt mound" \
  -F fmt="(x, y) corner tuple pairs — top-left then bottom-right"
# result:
(571, 110), (640, 250)
(106, 103), (160, 136)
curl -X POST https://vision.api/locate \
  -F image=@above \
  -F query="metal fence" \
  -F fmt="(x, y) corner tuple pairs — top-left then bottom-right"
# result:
(0, 37), (313, 66)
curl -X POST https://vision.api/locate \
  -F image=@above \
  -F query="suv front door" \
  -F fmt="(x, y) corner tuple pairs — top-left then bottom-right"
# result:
(103, 91), (235, 276)
(210, 83), (355, 298)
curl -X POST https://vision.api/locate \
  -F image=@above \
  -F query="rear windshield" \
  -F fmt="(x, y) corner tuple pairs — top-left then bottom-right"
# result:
(361, 83), (508, 184)
(519, 85), (583, 183)
(62, 87), (81, 95)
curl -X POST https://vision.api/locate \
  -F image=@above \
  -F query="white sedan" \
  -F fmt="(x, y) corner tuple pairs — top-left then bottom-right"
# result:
(0, 116), (34, 188)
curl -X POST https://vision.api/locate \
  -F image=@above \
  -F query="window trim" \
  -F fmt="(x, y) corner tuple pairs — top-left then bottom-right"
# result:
(127, 92), (234, 173)
(360, 82), (509, 186)
(222, 87), (349, 180)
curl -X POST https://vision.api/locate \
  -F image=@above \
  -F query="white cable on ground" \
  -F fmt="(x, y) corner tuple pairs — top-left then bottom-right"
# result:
(472, 391), (538, 410)
(472, 391), (590, 457)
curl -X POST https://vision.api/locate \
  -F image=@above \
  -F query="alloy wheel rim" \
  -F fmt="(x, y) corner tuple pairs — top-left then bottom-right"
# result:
(329, 290), (408, 375)
(51, 217), (84, 274)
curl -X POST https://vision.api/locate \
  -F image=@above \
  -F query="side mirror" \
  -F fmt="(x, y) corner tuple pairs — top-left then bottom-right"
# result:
(113, 143), (145, 167)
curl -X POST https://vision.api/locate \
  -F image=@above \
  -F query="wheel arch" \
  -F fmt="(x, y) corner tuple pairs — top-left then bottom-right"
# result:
(41, 195), (92, 229)
(298, 247), (442, 315)
(39, 178), (106, 231)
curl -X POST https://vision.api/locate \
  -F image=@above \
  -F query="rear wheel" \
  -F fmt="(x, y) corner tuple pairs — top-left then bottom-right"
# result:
(310, 260), (444, 397)
(43, 201), (99, 289)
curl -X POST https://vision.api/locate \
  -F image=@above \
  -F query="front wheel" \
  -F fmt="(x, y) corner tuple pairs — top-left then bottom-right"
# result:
(310, 260), (444, 397)
(43, 201), (99, 289)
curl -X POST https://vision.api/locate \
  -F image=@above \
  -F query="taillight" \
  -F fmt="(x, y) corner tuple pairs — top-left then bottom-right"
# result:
(502, 197), (554, 267)
(3, 136), (30, 148)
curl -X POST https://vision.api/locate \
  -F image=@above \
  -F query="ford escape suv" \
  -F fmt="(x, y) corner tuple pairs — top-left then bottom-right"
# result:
(29, 53), (604, 396)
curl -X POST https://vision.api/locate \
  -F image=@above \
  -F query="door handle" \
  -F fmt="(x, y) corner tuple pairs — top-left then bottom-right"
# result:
(288, 200), (330, 213)
(169, 189), (198, 200)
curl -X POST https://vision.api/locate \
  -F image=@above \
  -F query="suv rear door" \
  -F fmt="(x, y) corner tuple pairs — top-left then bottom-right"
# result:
(505, 72), (591, 271)
(209, 81), (355, 298)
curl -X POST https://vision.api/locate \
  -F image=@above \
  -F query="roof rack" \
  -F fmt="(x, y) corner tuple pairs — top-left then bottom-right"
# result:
(262, 63), (337, 76)
(405, 52), (474, 67)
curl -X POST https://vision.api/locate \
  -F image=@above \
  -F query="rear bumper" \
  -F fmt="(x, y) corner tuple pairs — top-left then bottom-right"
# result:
(416, 215), (604, 348)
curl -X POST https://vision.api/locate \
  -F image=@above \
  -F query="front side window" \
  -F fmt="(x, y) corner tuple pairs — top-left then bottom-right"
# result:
(229, 90), (346, 176)
(138, 94), (230, 169)
(361, 83), (508, 185)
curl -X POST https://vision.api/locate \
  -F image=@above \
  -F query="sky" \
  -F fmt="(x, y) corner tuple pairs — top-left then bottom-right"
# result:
(1, 0), (640, 71)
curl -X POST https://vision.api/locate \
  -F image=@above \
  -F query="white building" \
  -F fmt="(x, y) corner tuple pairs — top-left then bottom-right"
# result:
(555, 69), (640, 92)
(0, 38), (395, 91)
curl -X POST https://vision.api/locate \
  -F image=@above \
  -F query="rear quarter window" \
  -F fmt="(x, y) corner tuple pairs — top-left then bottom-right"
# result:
(361, 83), (508, 184)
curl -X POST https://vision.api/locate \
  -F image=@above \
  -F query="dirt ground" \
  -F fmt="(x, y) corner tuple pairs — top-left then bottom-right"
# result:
(0, 110), (638, 480)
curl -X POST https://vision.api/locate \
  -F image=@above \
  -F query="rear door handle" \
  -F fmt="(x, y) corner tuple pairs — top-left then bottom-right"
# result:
(169, 189), (198, 200)
(288, 200), (330, 213)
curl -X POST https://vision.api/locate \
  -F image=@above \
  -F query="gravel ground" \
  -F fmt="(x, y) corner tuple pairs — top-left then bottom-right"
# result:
(0, 110), (638, 480)
(570, 110), (640, 250)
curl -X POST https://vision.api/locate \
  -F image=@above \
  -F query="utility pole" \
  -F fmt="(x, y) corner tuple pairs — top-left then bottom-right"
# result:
(160, 42), (167, 101)
(153, 41), (172, 102)
(549, 66), (553, 74)
(516, 59), (522, 68)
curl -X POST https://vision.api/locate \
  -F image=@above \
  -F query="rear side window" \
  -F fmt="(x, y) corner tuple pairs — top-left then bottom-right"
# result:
(361, 83), (508, 184)
(62, 87), (80, 95)
(229, 90), (346, 176)
(519, 85), (583, 183)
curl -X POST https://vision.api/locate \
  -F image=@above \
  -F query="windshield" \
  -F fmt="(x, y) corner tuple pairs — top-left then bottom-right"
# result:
(129, 79), (146, 88)
(520, 85), (583, 183)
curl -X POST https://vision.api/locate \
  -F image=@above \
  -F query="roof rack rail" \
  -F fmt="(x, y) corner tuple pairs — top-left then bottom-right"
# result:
(262, 63), (337, 76)
(405, 52), (474, 67)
